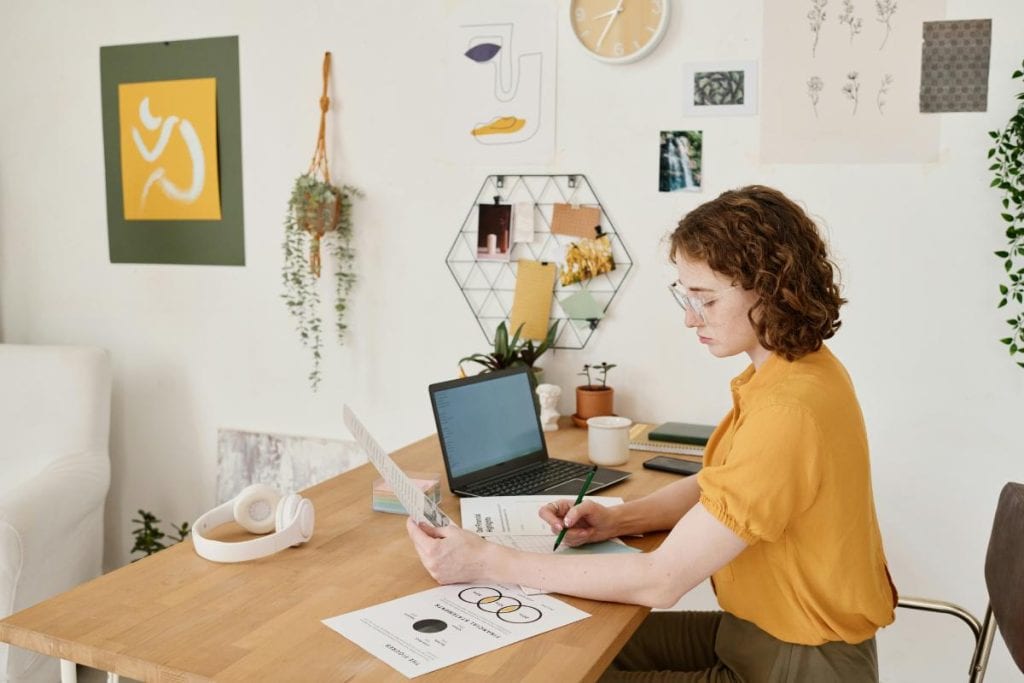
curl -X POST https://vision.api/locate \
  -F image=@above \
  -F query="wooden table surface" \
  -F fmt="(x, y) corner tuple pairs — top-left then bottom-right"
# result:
(0, 422), (678, 682)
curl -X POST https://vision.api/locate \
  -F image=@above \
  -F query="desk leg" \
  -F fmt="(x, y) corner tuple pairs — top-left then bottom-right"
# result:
(60, 659), (78, 683)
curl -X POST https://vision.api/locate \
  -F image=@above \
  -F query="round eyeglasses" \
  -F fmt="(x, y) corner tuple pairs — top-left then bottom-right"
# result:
(668, 282), (737, 324)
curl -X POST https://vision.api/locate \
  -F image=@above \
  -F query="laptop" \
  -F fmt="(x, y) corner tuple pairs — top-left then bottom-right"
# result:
(428, 366), (631, 497)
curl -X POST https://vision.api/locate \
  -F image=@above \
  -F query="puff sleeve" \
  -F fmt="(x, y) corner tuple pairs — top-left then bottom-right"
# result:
(697, 405), (823, 545)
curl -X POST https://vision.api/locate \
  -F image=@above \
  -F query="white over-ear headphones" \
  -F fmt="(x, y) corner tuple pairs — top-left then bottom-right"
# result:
(191, 484), (315, 563)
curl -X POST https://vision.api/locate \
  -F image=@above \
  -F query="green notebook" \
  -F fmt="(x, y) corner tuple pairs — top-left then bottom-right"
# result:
(648, 422), (715, 446)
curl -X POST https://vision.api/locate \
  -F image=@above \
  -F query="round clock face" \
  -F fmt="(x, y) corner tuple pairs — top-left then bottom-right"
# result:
(570, 0), (671, 64)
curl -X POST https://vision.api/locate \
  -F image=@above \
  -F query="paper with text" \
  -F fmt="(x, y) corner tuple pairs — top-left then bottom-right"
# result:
(460, 495), (624, 536)
(323, 582), (589, 678)
(344, 405), (452, 528)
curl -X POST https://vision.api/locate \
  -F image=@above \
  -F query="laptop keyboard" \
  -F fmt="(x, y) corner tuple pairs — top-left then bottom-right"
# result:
(465, 460), (594, 497)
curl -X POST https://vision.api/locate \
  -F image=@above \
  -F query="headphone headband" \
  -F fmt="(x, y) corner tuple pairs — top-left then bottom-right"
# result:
(191, 490), (314, 563)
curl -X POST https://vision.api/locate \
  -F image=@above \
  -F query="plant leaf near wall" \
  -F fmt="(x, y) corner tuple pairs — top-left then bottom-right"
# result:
(989, 59), (1024, 369)
(130, 510), (190, 560)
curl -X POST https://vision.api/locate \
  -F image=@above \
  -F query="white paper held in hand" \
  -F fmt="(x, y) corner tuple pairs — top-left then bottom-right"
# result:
(343, 405), (452, 528)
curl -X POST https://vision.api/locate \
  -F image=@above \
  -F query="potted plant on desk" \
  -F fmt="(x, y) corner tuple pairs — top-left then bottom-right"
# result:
(458, 321), (558, 383)
(458, 321), (524, 376)
(573, 362), (616, 428)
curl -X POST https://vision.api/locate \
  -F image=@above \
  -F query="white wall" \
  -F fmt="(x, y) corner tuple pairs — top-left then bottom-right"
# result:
(1, 1), (1022, 680)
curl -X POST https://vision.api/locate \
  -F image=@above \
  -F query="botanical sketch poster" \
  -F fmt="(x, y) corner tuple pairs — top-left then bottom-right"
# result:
(761, 0), (945, 163)
(444, 0), (556, 165)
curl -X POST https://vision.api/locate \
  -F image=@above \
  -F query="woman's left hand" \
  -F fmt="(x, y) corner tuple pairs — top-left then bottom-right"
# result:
(406, 517), (493, 584)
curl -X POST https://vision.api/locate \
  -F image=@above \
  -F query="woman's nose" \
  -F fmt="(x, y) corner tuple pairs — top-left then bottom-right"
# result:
(683, 307), (702, 328)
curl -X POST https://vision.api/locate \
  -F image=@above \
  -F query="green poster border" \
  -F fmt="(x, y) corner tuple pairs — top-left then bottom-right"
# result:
(100, 35), (245, 265)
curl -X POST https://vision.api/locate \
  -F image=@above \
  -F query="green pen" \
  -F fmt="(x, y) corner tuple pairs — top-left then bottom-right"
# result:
(552, 465), (599, 551)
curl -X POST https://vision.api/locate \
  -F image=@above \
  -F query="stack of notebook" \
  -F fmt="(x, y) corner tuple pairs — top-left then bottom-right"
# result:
(372, 476), (441, 515)
(628, 421), (714, 462)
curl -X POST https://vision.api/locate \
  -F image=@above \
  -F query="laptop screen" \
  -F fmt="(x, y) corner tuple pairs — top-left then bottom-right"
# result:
(432, 369), (543, 479)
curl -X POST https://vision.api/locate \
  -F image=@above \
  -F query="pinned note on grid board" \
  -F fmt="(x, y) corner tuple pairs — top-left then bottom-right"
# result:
(511, 202), (535, 243)
(551, 203), (601, 238)
(510, 260), (556, 340)
(559, 290), (605, 330)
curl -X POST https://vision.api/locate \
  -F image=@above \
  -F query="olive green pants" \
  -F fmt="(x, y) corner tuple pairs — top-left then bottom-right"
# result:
(600, 611), (878, 683)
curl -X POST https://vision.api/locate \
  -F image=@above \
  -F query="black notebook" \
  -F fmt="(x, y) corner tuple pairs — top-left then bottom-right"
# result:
(648, 422), (715, 446)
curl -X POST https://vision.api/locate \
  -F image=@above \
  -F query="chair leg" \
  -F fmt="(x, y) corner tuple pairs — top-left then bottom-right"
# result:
(969, 605), (996, 683)
(60, 659), (78, 683)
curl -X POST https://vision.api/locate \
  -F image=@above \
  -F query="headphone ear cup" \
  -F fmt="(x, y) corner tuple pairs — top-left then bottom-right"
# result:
(233, 484), (282, 534)
(296, 498), (314, 543)
(275, 494), (301, 534)
(275, 495), (314, 546)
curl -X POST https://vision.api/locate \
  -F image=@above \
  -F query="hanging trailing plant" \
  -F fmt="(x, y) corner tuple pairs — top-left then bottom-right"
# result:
(282, 52), (362, 389)
(988, 59), (1024, 369)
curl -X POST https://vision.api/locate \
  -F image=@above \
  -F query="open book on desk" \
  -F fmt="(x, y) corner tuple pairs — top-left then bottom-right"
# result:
(629, 423), (704, 461)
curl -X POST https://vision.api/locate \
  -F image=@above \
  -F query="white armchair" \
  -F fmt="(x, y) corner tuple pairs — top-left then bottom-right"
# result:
(0, 345), (111, 683)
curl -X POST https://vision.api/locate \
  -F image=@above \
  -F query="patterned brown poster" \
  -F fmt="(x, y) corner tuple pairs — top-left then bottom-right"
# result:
(920, 19), (992, 113)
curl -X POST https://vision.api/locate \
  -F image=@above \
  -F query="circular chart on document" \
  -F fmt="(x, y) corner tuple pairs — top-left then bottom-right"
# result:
(412, 618), (449, 633)
(458, 586), (542, 624)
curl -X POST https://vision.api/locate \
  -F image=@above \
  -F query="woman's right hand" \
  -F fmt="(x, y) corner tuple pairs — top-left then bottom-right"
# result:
(538, 499), (617, 547)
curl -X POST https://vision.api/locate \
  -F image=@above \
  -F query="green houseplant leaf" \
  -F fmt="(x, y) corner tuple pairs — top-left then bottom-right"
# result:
(518, 321), (560, 368)
(130, 509), (191, 560)
(989, 58), (1024, 369)
(459, 321), (560, 376)
(282, 173), (362, 390)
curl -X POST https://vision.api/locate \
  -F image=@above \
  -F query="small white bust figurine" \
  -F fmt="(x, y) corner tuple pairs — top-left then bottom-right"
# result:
(536, 383), (562, 432)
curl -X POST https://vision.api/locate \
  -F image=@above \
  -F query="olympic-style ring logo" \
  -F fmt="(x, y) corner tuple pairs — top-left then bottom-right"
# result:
(458, 586), (542, 624)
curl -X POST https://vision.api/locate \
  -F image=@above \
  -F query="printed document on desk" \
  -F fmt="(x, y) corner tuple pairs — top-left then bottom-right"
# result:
(460, 495), (624, 536)
(323, 582), (589, 678)
(344, 405), (453, 528)
(460, 496), (640, 595)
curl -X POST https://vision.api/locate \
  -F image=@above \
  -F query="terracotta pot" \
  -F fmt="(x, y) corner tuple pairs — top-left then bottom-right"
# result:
(575, 385), (614, 426)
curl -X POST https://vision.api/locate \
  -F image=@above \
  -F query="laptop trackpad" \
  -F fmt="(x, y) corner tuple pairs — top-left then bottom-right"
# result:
(541, 478), (592, 496)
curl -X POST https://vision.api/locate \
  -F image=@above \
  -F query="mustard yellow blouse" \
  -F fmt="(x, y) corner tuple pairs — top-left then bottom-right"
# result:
(697, 345), (897, 645)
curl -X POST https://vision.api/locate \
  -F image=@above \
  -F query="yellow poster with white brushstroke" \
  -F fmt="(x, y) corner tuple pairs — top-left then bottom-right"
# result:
(118, 78), (221, 220)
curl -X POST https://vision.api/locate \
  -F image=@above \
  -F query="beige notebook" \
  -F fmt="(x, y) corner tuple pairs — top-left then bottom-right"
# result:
(510, 260), (557, 341)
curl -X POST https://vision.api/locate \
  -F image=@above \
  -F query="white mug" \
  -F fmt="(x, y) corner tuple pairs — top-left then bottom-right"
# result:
(587, 416), (632, 467)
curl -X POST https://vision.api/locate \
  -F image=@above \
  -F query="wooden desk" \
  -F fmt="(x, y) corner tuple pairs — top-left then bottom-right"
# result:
(0, 424), (677, 682)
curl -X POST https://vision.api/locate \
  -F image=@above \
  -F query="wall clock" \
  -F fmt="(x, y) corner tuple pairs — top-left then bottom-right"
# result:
(570, 0), (671, 64)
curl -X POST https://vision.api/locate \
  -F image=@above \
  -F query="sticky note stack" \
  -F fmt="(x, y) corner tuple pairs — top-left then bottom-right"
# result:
(372, 474), (441, 516)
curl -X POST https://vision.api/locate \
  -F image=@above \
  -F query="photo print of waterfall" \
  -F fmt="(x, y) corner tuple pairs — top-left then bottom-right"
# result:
(658, 130), (703, 192)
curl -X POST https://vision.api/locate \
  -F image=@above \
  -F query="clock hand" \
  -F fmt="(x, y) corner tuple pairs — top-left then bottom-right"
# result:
(596, 0), (624, 48)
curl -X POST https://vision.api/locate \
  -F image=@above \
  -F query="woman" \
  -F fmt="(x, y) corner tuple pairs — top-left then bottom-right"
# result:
(407, 185), (897, 681)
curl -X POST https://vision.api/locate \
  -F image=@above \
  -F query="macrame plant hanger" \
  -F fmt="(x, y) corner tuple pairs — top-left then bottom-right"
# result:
(304, 51), (340, 278)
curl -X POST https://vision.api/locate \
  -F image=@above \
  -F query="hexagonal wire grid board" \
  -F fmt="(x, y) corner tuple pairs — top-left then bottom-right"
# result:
(446, 174), (633, 349)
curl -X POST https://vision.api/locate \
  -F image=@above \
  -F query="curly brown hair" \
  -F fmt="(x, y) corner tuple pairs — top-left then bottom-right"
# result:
(669, 185), (846, 361)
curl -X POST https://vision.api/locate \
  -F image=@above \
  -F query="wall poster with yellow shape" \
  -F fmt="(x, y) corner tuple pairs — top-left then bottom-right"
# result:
(118, 78), (221, 221)
(100, 36), (244, 265)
